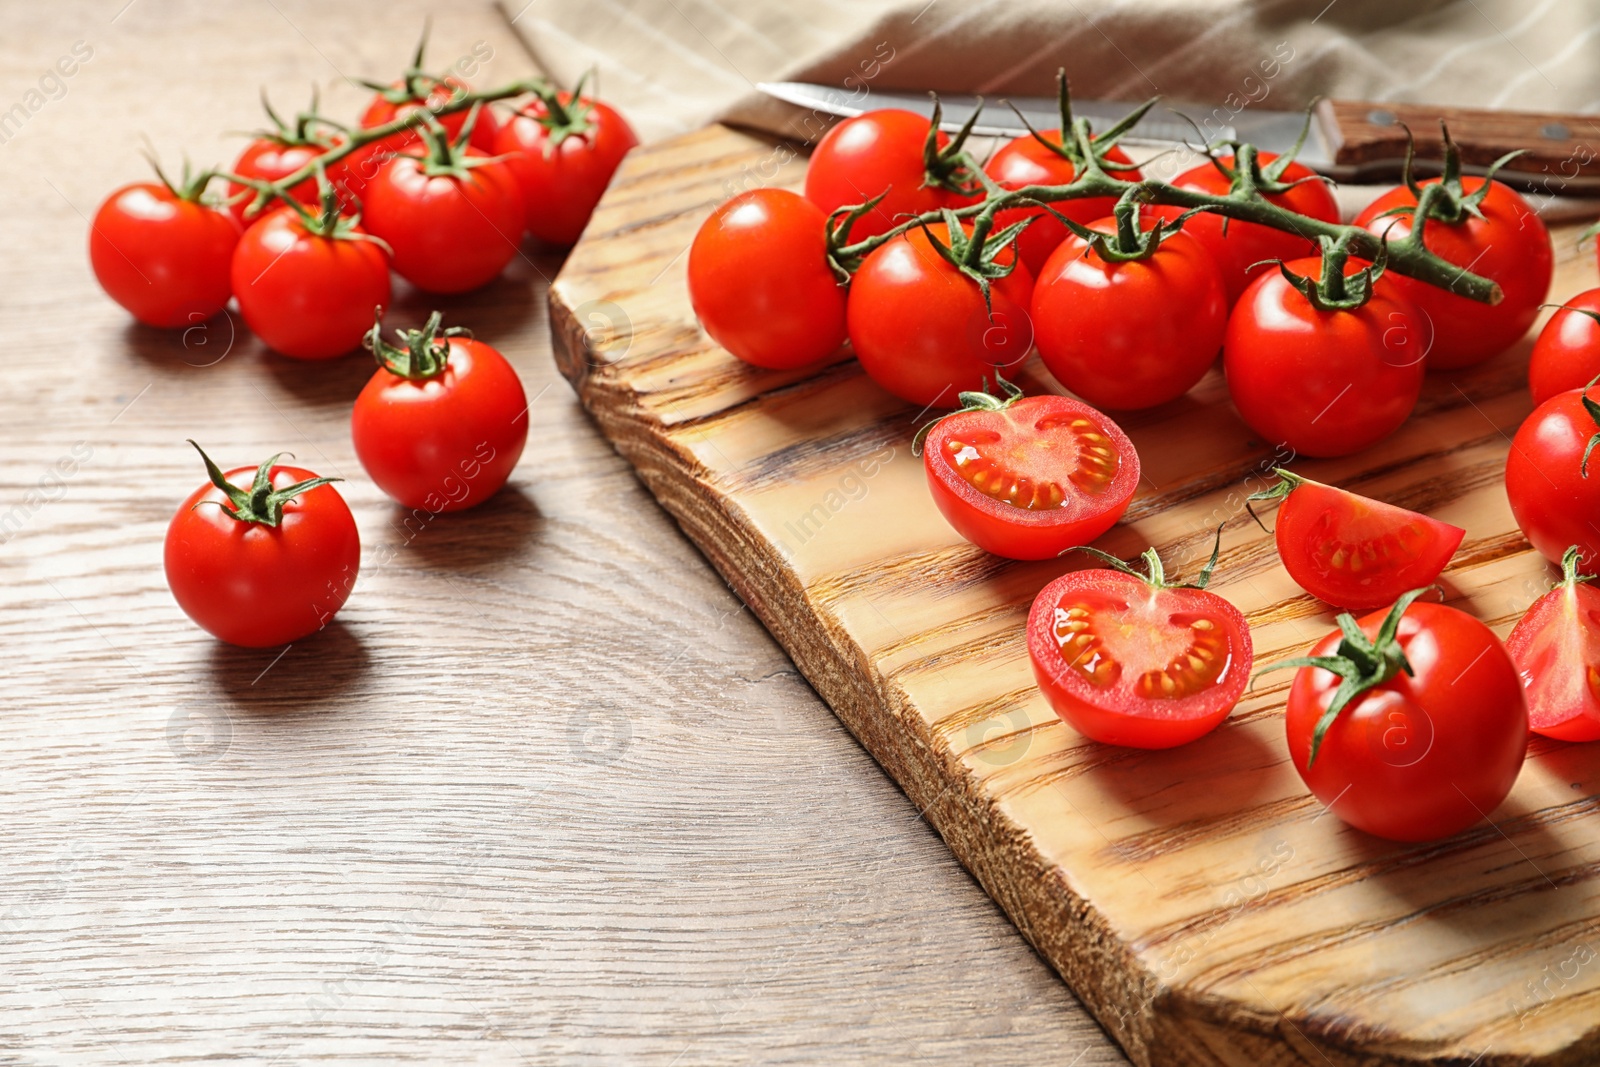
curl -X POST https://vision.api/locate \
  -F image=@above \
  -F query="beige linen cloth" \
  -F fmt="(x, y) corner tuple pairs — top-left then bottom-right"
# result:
(506, 0), (1600, 148)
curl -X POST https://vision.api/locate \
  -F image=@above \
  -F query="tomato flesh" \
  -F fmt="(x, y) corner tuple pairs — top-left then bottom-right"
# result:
(1273, 478), (1464, 610)
(1507, 579), (1600, 742)
(924, 395), (1138, 560)
(1028, 569), (1252, 748)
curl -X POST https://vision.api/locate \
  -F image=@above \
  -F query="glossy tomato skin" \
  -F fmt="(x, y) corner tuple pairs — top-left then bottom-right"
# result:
(1273, 478), (1464, 611)
(1224, 256), (1425, 457)
(1505, 384), (1600, 568)
(1032, 220), (1226, 410)
(848, 224), (1034, 408)
(984, 134), (1141, 277)
(922, 395), (1139, 560)
(1355, 177), (1551, 370)
(352, 338), (528, 512)
(1507, 576), (1600, 742)
(362, 151), (524, 294)
(360, 76), (499, 154)
(1530, 288), (1600, 406)
(687, 189), (846, 370)
(164, 464), (361, 648)
(1027, 568), (1252, 748)
(230, 208), (392, 360)
(1147, 154), (1339, 305)
(494, 94), (638, 246)
(804, 109), (976, 241)
(1285, 601), (1526, 842)
(90, 183), (242, 329)
(225, 140), (329, 226)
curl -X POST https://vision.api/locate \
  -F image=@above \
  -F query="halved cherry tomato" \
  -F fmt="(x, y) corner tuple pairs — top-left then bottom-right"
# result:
(1505, 381), (1600, 569)
(494, 90), (638, 246)
(984, 132), (1141, 277)
(1508, 547), (1600, 742)
(1530, 290), (1600, 406)
(804, 109), (977, 241)
(1251, 469), (1464, 610)
(90, 182), (241, 329)
(921, 389), (1139, 560)
(1027, 543), (1252, 748)
(847, 222), (1033, 408)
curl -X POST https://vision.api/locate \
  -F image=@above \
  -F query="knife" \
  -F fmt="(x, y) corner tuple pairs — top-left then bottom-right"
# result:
(758, 81), (1600, 196)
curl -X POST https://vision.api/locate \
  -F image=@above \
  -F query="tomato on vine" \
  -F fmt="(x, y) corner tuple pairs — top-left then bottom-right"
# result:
(230, 186), (392, 360)
(687, 188), (846, 370)
(1529, 291), (1600, 406)
(804, 107), (979, 241)
(90, 162), (241, 329)
(1248, 469), (1464, 611)
(1261, 590), (1526, 842)
(1507, 547), (1600, 743)
(225, 89), (345, 226)
(1031, 209), (1226, 410)
(362, 110), (524, 294)
(357, 31), (499, 156)
(164, 442), (361, 648)
(1027, 536), (1252, 748)
(1505, 379), (1600, 569)
(352, 311), (528, 512)
(916, 377), (1139, 560)
(494, 77), (639, 246)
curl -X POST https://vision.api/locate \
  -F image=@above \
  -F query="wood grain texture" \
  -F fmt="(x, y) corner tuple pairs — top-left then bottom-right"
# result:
(1319, 98), (1600, 178)
(550, 121), (1600, 1067)
(0, 2), (1126, 1064)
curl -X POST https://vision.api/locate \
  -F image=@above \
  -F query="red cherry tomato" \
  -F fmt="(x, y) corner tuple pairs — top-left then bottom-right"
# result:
(89, 182), (241, 329)
(1255, 469), (1464, 610)
(1530, 289), (1600, 406)
(1027, 548), (1252, 748)
(1223, 256), (1425, 457)
(1147, 153), (1339, 305)
(984, 133), (1142, 276)
(1507, 548), (1600, 742)
(847, 223), (1034, 408)
(494, 92), (638, 246)
(1031, 218), (1226, 410)
(351, 315), (527, 512)
(1505, 381), (1600, 569)
(1355, 177), (1551, 370)
(921, 393), (1139, 560)
(362, 148), (524, 294)
(225, 139), (329, 226)
(804, 109), (977, 241)
(1279, 596), (1526, 842)
(360, 75), (499, 155)
(164, 445), (361, 648)
(230, 206), (392, 360)
(688, 189), (846, 371)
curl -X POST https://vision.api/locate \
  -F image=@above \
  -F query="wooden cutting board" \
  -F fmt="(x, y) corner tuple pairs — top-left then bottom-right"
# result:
(547, 123), (1600, 1067)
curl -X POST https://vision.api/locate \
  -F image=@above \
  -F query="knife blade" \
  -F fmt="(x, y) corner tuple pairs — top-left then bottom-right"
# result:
(758, 81), (1600, 196)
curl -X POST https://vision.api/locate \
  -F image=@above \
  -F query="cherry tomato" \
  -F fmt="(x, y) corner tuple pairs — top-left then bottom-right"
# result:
(360, 75), (499, 155)
(1223, 256), (1425, 457)
(804, 109), (976, 241)
(1253, 469), (1464, 610)
(164, 444), (360, 648)
(847, 223), (1034, 408)
(362, 147), (524, 294)
(1277, 595), (1526, 842)
(1027, 546), (1252, 748)
(230, 206), (392, 360)
(921, 391), (1139, 560)
(1505, 381), (1600, 569)
(1507, 548), (1600, 742)
(1031, 218), (1226, 410)
(1354, 177), (1551, 370)
(687, 189), (846, 370)
(352, 313), (528, 512)
(1529, 289), (1600, 406)
(1146, 153), (1339, 305)
(984, 133), (1142, 277)
(494, 92), (638, 246)
(225, 139), (330, 226)
(89, 182), (241, 329)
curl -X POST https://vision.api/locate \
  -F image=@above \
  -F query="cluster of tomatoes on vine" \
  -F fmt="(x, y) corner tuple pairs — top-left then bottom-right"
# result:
(685, 76), (1600, 844)
(88, 33), (637, 650)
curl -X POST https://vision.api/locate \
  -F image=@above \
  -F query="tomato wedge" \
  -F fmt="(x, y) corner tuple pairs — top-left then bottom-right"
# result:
(1507, 546), (1600, 742)
(1027, 541), (1252, 748)
(918, 384), (1139, 560)
(1251, 469), (1464, 611)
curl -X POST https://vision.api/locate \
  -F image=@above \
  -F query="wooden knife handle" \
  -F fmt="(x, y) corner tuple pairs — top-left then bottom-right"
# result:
(1317, 99), (1600, 179)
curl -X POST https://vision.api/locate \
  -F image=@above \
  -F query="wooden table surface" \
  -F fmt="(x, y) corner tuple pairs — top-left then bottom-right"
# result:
(0, 2), (1125, 1063)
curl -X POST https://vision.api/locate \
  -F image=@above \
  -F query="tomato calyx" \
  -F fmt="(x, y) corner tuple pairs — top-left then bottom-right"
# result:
(920, 95), (984, 199)
(1004, 69), (1149, 177)
(916, 207), (1031, 313)
(911, 371), (1025, 456)
(1056, 194), (1206, 263)
(143, 151), (218, 205)
(1070, 525), (1224, 590)
(244, 85), (345, 150)
(1575, 376), (1600, 479)
(1244, 467), (1307, 532)
(186, 440), (340, 528)
(363, 308), (469, 380)
(412, 108), (501, 178)
(517, 71), (598, 151)
(1256, 586), (1434, 765)
(356, 20), (455, 109)
(1269, 232), (1388, 312)
(1553, 544), (1595, 590)
(272, 171), (392, 253)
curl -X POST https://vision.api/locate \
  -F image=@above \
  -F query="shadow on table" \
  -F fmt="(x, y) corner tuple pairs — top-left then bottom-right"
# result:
(392, 483), (545, 572)
(207, 618), (370, 713)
